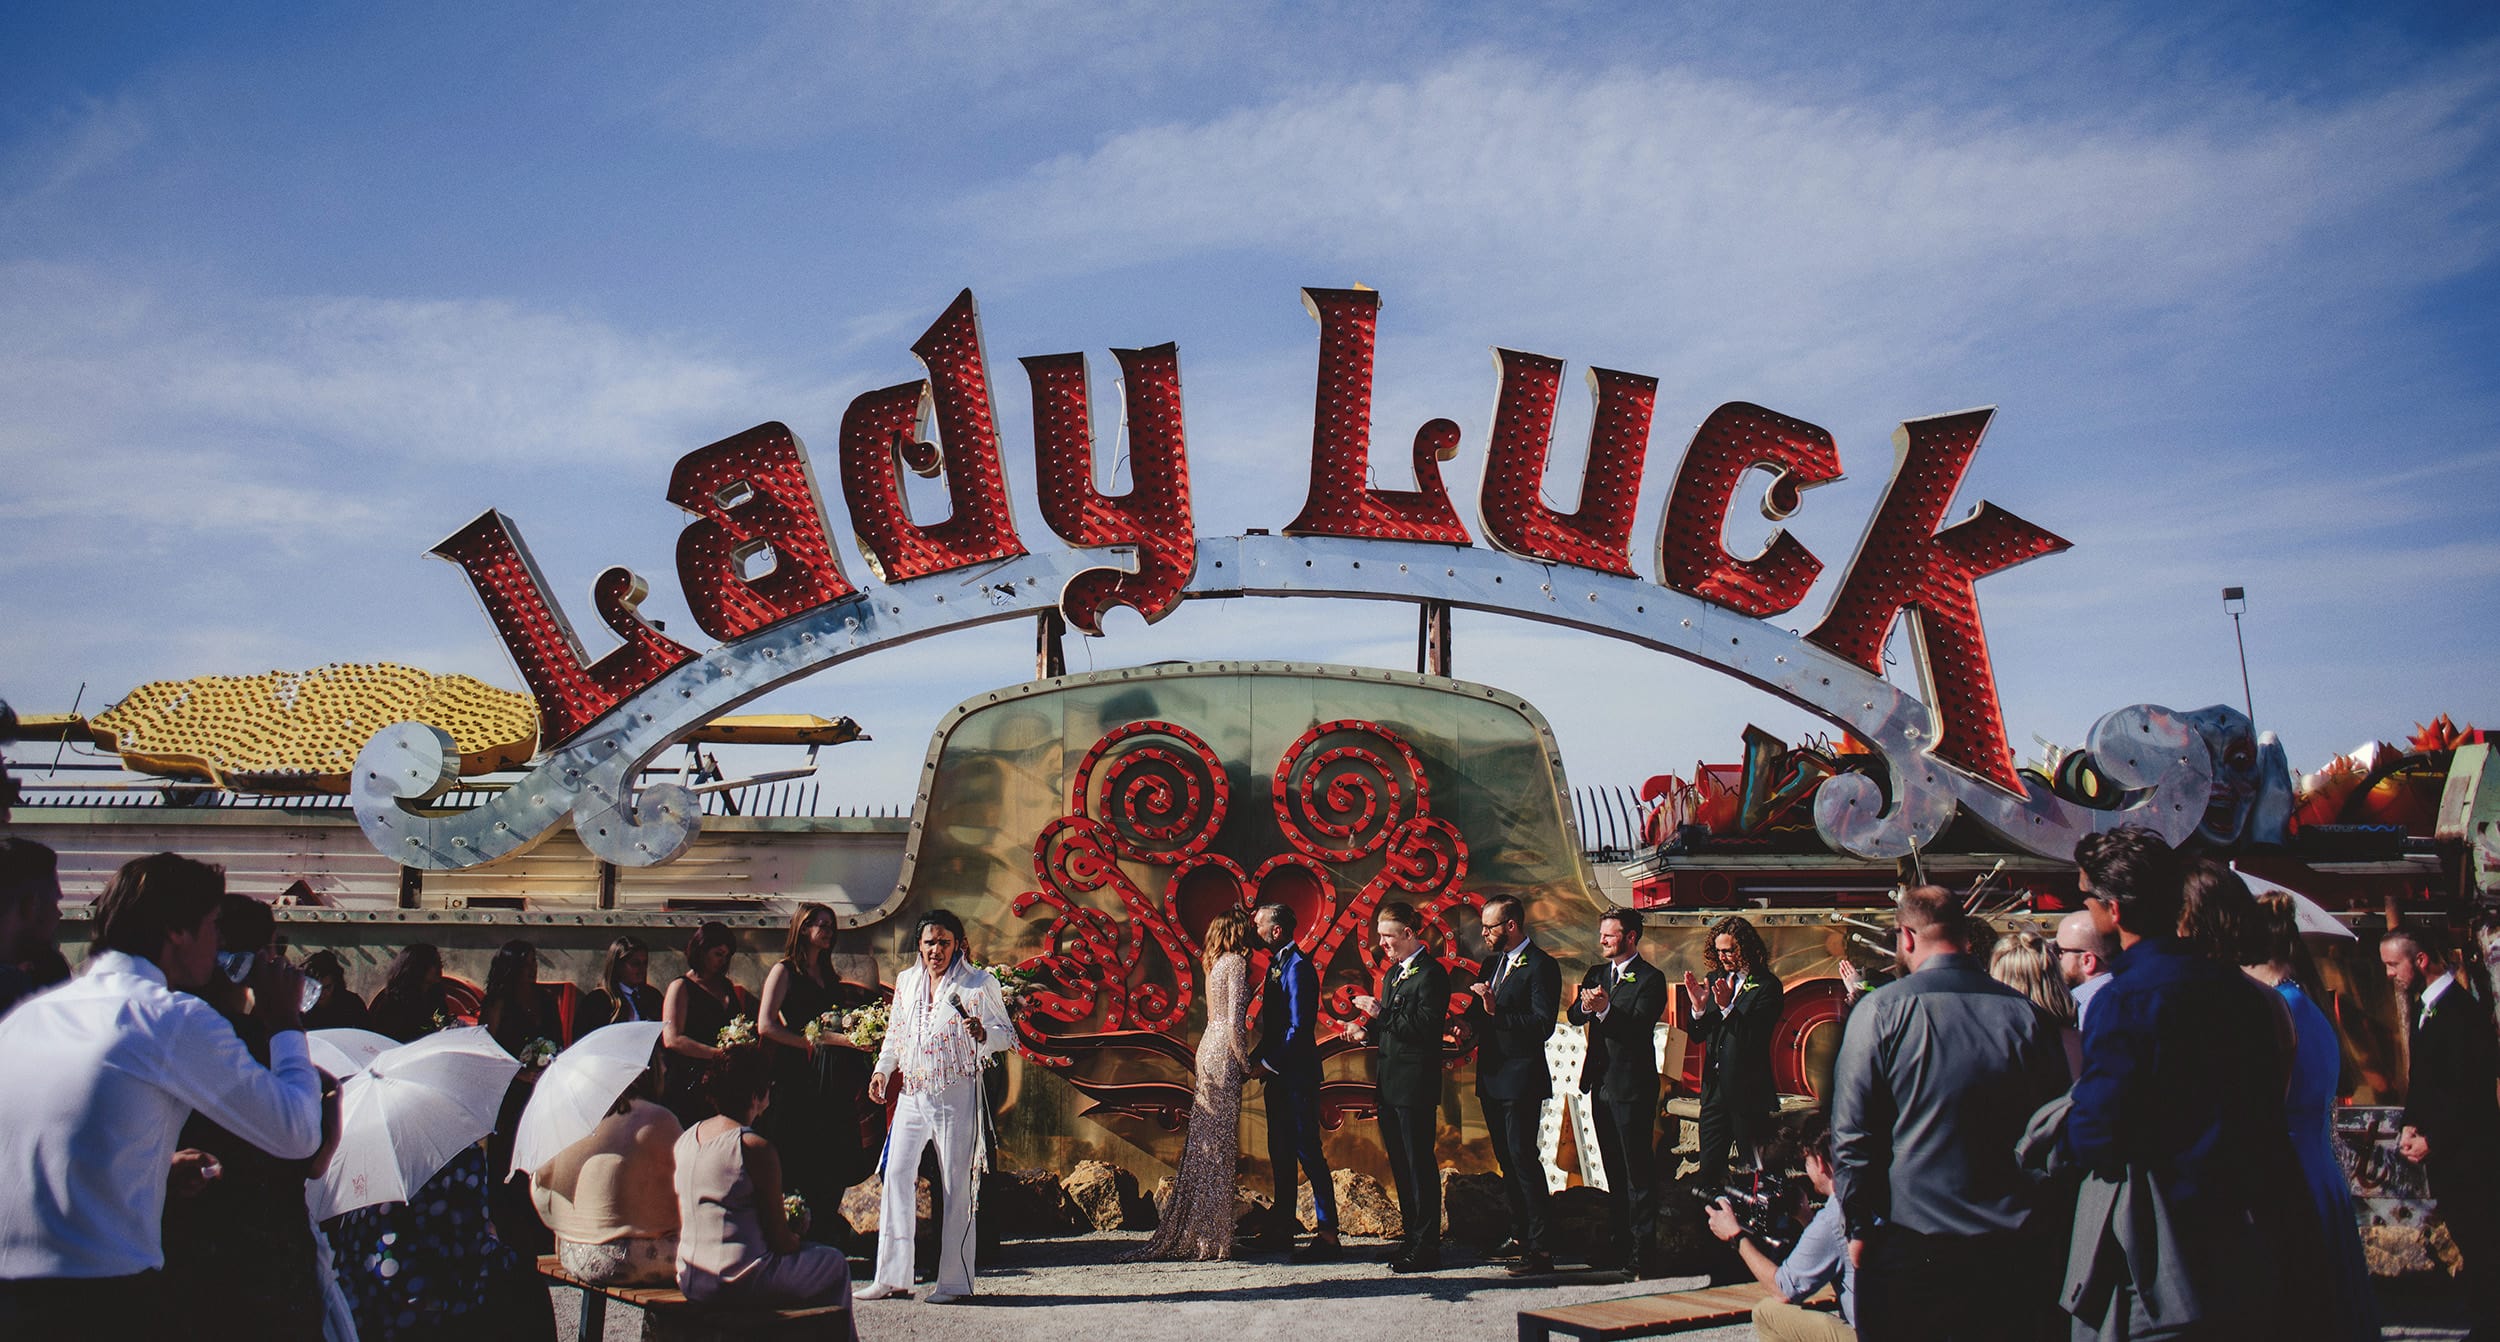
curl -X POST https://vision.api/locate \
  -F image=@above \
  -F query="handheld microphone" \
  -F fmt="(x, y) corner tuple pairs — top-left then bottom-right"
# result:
(948, 991), (973, 1021)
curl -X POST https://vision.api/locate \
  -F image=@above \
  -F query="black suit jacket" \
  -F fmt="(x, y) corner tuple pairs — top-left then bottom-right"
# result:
(1375, 952), (1451, 1110)
(582, 982), (663, 1031)
(1469, 940), (1560, 1101)
(2405, 979), (2500, 1177)
(1696, 970), (1784, 1115)
(1569, 955), (1667, 1103)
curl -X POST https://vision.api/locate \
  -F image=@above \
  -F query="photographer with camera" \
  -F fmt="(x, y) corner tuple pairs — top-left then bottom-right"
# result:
(1706, 1112), (1853, 1340)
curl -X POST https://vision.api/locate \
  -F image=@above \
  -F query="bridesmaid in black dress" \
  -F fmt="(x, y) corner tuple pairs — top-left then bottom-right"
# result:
(756, 902), (877, 1239)
(660, 921), (754, 1123)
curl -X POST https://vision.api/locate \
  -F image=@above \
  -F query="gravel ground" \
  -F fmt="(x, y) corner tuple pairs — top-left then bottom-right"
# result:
(550, 1234), (2481, 1341)
(552, 1233), (1746, 1341)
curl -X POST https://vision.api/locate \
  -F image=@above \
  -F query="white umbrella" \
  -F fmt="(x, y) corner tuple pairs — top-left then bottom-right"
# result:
(2232, 865), (2359, 940)
(310, 1025), (520, 1220)
(306, 1027), (398, 1078)
(508, 1021), (666, 1178)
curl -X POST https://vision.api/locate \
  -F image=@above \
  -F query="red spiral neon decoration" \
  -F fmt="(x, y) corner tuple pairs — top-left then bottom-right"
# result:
(1272, 719), (1430, 862)
(1071, 720), (1229, 864)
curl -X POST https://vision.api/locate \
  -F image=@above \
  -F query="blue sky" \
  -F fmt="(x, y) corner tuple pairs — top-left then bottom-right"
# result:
(3, 1), (2495, 806)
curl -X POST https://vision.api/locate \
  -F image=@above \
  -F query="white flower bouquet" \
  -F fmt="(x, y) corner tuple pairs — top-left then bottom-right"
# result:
(840, 1001), (889, 1056)
(715, 1015), (759, 1048)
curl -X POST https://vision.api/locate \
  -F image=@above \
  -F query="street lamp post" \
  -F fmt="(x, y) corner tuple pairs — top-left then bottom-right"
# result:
(2222, 586), (2254, 727)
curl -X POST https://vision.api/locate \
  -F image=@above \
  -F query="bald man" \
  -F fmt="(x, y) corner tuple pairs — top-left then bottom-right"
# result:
(2054, 910), (2119, 1026)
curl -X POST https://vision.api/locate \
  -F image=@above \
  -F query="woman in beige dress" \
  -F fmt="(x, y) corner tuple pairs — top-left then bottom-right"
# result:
(673, 1044), (854, 1331)
(1124, 906), (1257, 1261)
(531, 1058), (681, 1285)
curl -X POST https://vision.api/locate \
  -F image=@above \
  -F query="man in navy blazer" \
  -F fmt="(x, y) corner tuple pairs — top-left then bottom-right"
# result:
(1250, 901), (1339, 1261)
(1467, 894), (1561, 1275)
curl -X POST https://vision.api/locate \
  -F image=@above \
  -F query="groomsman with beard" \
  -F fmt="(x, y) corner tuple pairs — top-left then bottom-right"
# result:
(1351, 902), (1449, 1273)
(1467, 894), (1560, 1276)
(1569, 908), (1669, 1279)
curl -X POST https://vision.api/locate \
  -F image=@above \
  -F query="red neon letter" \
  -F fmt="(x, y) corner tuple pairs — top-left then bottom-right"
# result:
(1283, 287), (1471, 543)
(1476, 350), (1655, 576)
(1657, 402), (1843, 617)
(1806, 409), (2068, 794)
(431, 510), (695, 746)
(1024, 343), (1196, 634)
(667, 422), (854, 641)
(836, 290), (1029, 582)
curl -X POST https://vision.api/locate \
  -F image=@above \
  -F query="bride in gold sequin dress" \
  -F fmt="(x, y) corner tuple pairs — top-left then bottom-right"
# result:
(1124, 907), (1258, 1261)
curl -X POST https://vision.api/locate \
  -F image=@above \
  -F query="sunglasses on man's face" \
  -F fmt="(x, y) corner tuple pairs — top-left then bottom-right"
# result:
(2055, 946), (2093, 958)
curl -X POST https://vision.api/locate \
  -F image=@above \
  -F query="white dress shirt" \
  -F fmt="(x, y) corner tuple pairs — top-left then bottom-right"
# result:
(0, 950), (322, 1279)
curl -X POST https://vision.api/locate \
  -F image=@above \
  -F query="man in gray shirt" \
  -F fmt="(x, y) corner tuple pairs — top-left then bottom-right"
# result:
(1830, 885), (2070, 1342)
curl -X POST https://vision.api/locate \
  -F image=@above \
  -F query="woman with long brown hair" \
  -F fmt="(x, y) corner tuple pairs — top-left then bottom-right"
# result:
(367, 942), (447, 1043)
(756, 903), (877, 1238)
(583, 935), (661, 1028)
(661, 922), (755, 1123)
(1122, 904), (1259, 1261)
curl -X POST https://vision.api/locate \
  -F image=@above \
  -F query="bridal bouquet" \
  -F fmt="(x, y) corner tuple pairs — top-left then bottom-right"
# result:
(979, 961), (1044, 1014)
(782, 1192), (810, 1234)
(840, 1002), (890, 1055)
(516, 1036), (559, 1069)
(802, 1009), (847, 1045)
(715, 1015), (759, 1048)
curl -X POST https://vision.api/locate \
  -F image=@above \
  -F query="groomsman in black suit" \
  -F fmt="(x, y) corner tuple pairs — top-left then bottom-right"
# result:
(1685, 913), (1783, 1189)
(1569, 908), (1668, 1278)
(2384, 923), (2500, 1339)
(1467, 894), (1560, 1276)
(1351, 901), (1449, 1273)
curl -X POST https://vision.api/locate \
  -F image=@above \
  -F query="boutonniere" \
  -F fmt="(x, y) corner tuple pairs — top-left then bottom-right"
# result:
(1395, 963), (1420, 984)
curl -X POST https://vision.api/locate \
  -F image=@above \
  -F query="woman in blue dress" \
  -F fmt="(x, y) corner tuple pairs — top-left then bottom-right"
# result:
(2242, 885), (2377, 1342)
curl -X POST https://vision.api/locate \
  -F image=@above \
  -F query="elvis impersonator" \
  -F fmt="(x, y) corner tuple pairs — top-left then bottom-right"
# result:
(857, 909), (1012, 1303)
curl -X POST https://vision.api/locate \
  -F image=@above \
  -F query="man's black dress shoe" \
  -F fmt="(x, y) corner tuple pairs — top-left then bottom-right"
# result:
(1288, 1238), (1343, 1264)
(1488, 1237), (1525, 1259)
(1389, 1252), (1442, 1273)
(1505, 1251), (1555, 1277)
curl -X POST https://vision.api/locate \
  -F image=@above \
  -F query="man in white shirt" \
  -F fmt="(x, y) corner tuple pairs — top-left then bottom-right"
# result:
(0, 852), (321, 1339)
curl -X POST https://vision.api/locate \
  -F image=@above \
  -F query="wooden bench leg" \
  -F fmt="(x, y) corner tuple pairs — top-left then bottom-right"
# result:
(1516, 1318), (1546, 1342)
(576, 1281), (606, 1342)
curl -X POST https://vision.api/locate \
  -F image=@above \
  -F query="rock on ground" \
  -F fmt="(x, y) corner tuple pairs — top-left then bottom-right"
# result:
(842, 1174), (934, 1235)
(1297, 1169), (1401, 1238)
(986, 1169), (1088, 1238)
(1062, 1160), (1156, 1231)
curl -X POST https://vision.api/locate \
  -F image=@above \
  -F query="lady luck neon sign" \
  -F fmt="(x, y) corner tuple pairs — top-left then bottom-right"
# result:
(354, 286), (2212, 872)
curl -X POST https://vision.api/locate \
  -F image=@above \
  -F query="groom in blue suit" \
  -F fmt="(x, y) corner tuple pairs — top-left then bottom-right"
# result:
(1251, 901), (1341, 1262)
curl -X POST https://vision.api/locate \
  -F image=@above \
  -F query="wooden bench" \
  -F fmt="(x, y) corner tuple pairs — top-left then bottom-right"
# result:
(537, 1255), (852, 1342)
(1518, 1281), (1835, 1341)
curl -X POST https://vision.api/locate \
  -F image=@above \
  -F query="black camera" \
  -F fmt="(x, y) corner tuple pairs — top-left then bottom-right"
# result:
(1695, 1167), (1804, 1253)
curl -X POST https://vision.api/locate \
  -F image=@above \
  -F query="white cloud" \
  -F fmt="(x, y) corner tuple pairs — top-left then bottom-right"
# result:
(958, 53), (2500, 387)
(0, 261), (815, 561)
(0, 95), (150, 215)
